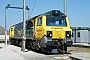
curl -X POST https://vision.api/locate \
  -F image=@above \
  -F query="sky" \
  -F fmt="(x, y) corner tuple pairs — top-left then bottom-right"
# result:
(0, 0), (90, 30)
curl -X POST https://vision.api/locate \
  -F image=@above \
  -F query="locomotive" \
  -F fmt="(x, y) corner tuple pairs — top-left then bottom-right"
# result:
(9, 10), (72, 53)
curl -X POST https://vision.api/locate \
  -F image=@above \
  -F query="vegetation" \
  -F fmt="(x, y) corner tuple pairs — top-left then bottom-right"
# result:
(71, 27), (90, 30)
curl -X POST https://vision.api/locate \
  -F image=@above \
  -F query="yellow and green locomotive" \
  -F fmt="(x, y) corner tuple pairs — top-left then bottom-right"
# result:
(9, 10), (72, 53)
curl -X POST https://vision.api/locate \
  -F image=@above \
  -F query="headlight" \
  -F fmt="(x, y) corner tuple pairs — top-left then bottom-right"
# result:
(67, 34), (69, 36)
(50, 34), (52, 36)
(66, 31), (71, 37)
(47, 31), (52, 37)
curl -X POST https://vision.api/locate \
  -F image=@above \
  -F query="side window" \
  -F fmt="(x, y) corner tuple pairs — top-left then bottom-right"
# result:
(11, 28), (13, 31)
(37, 17), (42, 26)
(77, 32), (80, 37)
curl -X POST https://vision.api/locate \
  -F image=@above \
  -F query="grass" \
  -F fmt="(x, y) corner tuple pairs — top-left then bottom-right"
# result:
(67, 46), (90, 53)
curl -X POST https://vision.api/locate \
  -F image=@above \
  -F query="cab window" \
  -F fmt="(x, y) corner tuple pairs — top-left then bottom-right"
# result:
(37, 17), (42, 26)
(46, 16), (67, 26)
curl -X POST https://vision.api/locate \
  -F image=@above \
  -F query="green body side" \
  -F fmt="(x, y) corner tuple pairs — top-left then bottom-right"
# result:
(14, 22), (34, 39)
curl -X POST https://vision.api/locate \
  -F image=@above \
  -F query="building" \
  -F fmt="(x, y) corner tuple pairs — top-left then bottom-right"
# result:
(0, 26), (9, 41)
(72, 29), (90, 44)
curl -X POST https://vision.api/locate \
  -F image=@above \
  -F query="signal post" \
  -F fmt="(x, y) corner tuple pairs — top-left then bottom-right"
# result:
(22, 0), (26, 52)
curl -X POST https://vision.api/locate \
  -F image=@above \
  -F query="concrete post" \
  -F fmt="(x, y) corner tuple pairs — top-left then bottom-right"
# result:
(5, 7), (7, 45)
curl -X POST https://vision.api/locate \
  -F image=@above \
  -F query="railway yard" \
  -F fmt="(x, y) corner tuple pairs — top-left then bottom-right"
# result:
(0, 43), (90, 60)
(0, 0), (90, 60)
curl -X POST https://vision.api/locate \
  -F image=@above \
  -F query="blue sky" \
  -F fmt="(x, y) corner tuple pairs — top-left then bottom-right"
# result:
(0, 0), (90, 30)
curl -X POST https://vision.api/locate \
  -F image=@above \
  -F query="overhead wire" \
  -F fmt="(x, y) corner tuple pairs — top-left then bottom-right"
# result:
(30, 0), (38, 17)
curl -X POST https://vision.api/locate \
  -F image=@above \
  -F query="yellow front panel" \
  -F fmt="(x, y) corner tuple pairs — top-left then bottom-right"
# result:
(52, 30), (65, 39)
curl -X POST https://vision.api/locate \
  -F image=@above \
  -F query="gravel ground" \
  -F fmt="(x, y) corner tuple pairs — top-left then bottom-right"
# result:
(10, 45), (90, 60)
(1, 43), (90, 60)
(0, 43), (25, 60)
(67, 46), (90, 60)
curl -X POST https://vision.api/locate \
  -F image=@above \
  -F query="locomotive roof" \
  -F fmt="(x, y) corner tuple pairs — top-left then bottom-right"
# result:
(32, 10), (66, 19)
(12, 10), (66, 26)
(26, 10), (66, 21)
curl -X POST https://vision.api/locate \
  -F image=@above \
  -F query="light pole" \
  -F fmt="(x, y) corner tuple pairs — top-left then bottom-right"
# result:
(5, 6), (7, 45)
(22, 0), (26, 52)
(64, 0), (67, 15)
(63, 0), (67, 54)
(5, 4), (10, 45)
(5, 5), (30, 19)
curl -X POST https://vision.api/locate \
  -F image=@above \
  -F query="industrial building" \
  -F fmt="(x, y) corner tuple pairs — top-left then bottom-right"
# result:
(0, 26), (9, 41)
(72, 27), (90, 44)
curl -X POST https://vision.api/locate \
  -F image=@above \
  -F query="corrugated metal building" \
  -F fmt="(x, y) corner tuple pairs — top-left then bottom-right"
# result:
(72, 30), (90, 44)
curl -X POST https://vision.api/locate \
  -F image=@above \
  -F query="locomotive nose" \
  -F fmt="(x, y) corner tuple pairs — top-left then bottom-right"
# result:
(52, 30), (65, 39)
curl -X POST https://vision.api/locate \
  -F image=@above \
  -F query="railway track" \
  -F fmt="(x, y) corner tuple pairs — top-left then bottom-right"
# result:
(53, 56), (82, 60)
(70, 56), (82, 60)
(72, 44), (90, 48)
(27, 47), (82, 60)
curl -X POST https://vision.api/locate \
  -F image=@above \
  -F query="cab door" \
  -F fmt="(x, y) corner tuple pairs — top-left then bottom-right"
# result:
(35, 17), (43, 40)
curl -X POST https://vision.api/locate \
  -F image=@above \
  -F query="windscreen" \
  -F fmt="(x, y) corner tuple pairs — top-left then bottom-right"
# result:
(46, 16), (67, 26)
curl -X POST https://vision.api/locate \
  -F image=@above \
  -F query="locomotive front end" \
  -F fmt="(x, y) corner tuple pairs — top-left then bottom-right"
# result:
(33, 10), (72, 53)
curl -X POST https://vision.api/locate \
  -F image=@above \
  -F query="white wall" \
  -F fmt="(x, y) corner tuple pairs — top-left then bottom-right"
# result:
(72, 30), (90, 44)
(0, 35), (9, 40)
(81, 30), (88, 43)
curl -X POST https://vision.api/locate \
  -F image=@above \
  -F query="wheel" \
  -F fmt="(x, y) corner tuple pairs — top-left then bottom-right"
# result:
(35, 46), (39, 50)
(10, 40), (13, 45)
